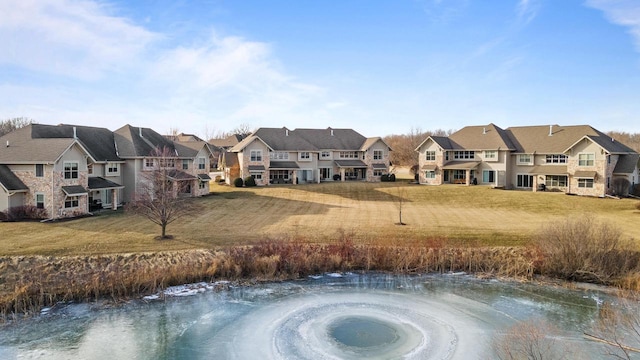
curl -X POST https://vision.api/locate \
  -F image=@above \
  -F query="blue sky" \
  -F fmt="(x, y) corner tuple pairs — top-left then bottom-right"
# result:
(1, 0), (639, 137)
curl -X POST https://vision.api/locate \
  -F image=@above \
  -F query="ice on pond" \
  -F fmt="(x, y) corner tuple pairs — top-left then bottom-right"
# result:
(0, 273), (622, 359)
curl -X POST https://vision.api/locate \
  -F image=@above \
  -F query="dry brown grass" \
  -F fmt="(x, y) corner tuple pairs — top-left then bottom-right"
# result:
(0, 235), (537, 320)
(1, 182), (639, 256)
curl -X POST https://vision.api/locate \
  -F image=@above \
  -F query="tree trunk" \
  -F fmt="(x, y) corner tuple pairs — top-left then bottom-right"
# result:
(161, 222), (167, 239)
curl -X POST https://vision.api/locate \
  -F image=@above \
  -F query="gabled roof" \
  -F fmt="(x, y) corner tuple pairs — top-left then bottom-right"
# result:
(0, 164), (28, 192)
(230, 127), (374, 152)
(209, 134), (247, 148)
(88, 177), (124, 190)
(31, 124), (121, 162)
(230, 134), (275, 152)
(415, 135), (453, 151)
(447, 124), (516, 151)
(572, 134), (637, 154)
(254, 127), (317, 151)
(114, 125), (178, 158)
(173, 140), (215, 158)
(504, 124), (637, 154)
(164, 133), (204, 142)
(0, 125), (93, 164)
(613, 154), (640, 174)
(295, 128), (367, 150)
(360, 137), (392, 151)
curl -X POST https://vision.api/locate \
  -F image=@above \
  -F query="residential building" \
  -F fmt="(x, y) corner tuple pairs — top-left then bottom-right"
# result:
(0, 124), (124, 218)
(0, 124), (213, 218)
(228, 127), (391, 185)
(415, 124), (639, 197)
(114, 125), (213, 202)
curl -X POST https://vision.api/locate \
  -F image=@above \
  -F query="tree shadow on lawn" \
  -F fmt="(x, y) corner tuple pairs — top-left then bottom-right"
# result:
(292, 181), (414, 203)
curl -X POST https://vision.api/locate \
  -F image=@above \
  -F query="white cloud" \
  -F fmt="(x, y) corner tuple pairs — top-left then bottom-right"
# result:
(585, 0), (640, 51)
(516, 0), (541, 26)
(0, 0), (158, 80)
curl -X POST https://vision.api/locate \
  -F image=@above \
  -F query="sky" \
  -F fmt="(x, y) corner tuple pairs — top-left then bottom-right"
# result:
(1, 0), (640, 138)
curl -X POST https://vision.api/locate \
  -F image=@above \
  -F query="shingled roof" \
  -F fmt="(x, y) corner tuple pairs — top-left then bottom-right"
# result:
(447, 124), (516, 151)
(231, 127), (376, 152)
(30, 124), (121, 162)
(0, 125), (84, 163)
(0, 164), (28, 192)
(114, 125), (178, 158)
(505, 125), (636, 154)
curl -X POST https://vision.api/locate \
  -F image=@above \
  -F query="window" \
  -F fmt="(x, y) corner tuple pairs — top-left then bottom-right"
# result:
(107, 163), (119, 176)
(545, 175), (567, 187)
(145, 158), (154, 168)
(425, 171), (436, 179)
(320, 151), (331, 159)
(453, 170), (466, 180)
(198, 158), (206, 170)
(425, 151), (436, 161)
(578, 153), (595, 166)
(578, 178), (594, 188)
(374, 150), (383, 160)
(251, 173), (263, 180)
(64, 162), (79, 179)
(517, 154), (532, 165)
(65, 196), (79, 208)
(299, 152), (311, 161)
(546, 154), (567, 164)
(453, 151), (475, 159)
(516, 174), (533, 188)
(339, 151), (358, 159)
(445, 151), (450, 161)
(250, 150), (262, 162)
(36, 193), (45, 209)
(484, 150), (497, 160)
(87, 163), (93, 175)
(182, 159), (189, 170)
(482, 170), (495, 183)
(199, 181), (206, 189)
(159, 158), (175, 168)
(35, 164), (44, 177)
(320, 168), (332, 179)
(270, 152), (290, 160)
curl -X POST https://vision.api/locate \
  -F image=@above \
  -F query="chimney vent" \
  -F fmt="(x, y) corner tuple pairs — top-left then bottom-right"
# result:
(548, 125), (553, 136)
(285, 129), (289, 136)
(139, 127), (143, 137)
(73, 126), (77, 139)
(482, 127), (487, 135)
(331, 129), (334, 136)
(5, 140), (8, 147)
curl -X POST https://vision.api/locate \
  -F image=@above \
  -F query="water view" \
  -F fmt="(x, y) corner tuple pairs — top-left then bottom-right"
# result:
(0, 273), (622, 359)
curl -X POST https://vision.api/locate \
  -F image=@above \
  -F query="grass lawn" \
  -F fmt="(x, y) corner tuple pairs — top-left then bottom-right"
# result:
(1, 181), (639, 256)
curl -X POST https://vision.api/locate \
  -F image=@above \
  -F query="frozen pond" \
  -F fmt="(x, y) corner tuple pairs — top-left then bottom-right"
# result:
(0, 273), (624, 359)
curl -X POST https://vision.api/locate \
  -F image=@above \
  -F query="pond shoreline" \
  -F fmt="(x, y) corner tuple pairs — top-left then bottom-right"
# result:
(0, 240), (630, 323)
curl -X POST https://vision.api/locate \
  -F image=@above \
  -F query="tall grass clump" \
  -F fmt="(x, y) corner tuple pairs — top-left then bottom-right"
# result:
(534, 217), (640, 285)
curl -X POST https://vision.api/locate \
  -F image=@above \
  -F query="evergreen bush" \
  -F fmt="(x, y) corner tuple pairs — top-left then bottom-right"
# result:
(233, 177), (244, 187)
(244, 176), (257, 187)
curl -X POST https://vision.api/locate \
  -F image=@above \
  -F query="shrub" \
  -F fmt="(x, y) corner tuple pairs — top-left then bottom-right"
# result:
(611, 177), (630, 196)
(534, 217), (640, 284)
(380, 174), (389, 182)
(233, 177), (244, 187)
(214, 175), (222, 182)
(4, 205), (48, 221)
(333, 174), (341, 181)
(244, 176), (257, 187)
(389, 174), (396, 182)
(636, 201), (640, 211)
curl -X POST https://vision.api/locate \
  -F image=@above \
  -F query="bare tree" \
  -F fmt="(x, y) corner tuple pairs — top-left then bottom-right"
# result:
(126, 146), (197, 239)
(0, 117), (35, 137)
(491, 319), (574, 359)
(384, 127), (454, 167)
(586, 301), (640, 360)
